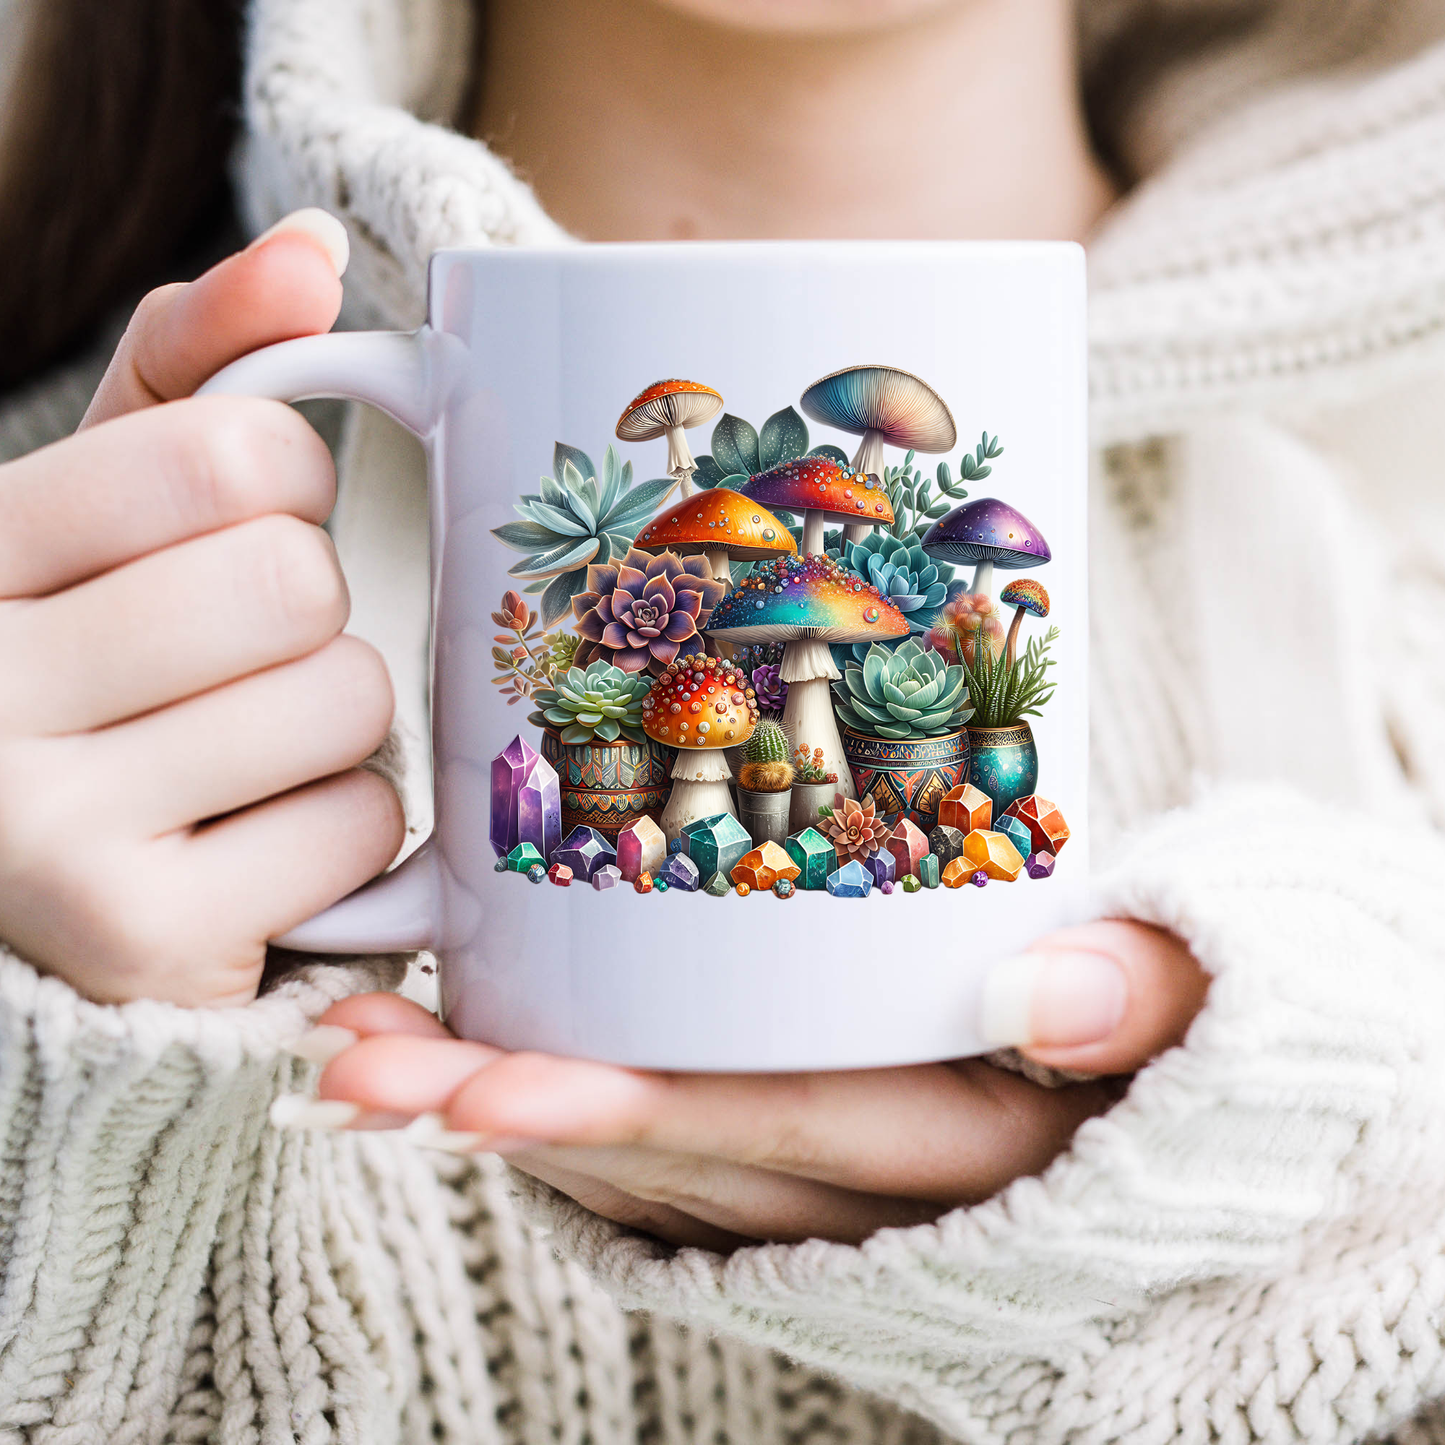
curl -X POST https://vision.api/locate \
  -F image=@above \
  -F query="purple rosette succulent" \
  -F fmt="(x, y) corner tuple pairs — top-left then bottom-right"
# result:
(573, 547), (726, 674)
(750, 662), (788, 711)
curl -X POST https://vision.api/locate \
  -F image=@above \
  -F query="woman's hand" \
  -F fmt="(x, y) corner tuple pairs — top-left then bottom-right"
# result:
(296, 919), (1209, 1247)
(0, 211), (404, 1007)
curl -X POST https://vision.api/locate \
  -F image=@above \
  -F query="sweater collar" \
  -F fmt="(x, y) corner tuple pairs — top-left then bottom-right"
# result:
(239, 0), (1445, 442)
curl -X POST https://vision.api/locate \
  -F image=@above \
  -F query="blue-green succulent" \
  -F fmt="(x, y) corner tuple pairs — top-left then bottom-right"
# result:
(832, 639), (973, 741)
(840, 532), (954, 630)
(491, 443), (675, 626)
(528, 660), (652, 744)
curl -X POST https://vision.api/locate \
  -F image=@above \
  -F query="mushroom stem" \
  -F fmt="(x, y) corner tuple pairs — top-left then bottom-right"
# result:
(701, 545), (732, 587)
(665, 426), (698, 497)
(800, 509), (826, 557)
(659, 748), (736, 843)
(843, 429), (888, 547)
(971, 559), (996, 596)
(779, 637), (856, 805)
(1004, 606), (1027, 667)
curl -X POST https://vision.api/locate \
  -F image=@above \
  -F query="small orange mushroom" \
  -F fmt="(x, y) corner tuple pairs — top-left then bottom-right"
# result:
(616, 380), (724, 499)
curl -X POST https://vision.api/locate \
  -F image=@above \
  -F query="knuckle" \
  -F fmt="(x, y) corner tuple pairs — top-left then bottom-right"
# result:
(162, 397), (335, 532)
(244, 514), (348, 645)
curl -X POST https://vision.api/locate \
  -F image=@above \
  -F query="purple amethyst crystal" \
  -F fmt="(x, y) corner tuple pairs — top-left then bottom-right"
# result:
(491, 734), (561, 861)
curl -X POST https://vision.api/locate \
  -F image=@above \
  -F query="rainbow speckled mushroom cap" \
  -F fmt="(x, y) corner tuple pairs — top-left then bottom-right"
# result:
(741, 456), (896, 528)
(800, 365), (957, 455)
(705, 553), (909, 645)
(922, 497), (1051, 570)
(633, 488), (798, 562)
(999, 578), (1051, 616)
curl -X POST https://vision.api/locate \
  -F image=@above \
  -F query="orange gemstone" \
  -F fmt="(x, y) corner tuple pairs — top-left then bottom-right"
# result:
(938, 783), (992, 834)
(961, 830), (1025, 882)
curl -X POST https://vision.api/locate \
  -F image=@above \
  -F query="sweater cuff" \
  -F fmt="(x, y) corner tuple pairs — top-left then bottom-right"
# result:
(516, 787), (1445, 1438)
(0, 945), (403, 1424)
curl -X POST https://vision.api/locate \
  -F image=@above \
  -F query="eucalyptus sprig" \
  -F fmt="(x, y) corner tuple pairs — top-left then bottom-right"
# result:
(955, 625), (1059, 728)
(881, 433), (1002, 543)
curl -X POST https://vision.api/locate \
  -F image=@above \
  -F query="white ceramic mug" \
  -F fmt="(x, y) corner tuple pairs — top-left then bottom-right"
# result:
(201, 241), (1089, 1070)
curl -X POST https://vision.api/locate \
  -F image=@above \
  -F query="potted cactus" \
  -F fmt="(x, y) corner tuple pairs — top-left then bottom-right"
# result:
(530, 660), (673, 840)
(735, 718), (794, 845)
(788, 744), (839, 834)
(831, 639), (974, 829)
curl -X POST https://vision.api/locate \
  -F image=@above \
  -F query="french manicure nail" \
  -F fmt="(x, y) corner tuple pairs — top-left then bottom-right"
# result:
(270, 1094), (361, 1130)
(978, 951), (1128, 1049)
(284, 1025), (359, 1066)
(402, 1112), (491, 1154)
(248, 207), (350, 276)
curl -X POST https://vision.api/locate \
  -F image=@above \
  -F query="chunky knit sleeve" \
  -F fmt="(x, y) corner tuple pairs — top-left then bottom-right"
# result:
(0, 945), (402, 1434)
(520, 786), (1445, 1445)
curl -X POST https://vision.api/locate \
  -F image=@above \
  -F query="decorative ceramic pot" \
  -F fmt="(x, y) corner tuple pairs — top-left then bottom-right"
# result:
(738, 788), (792, 846)
(788, 780), (837, 834)
(841, 726), (970, 831)
(965, 722), (1038, 815)
(539, 730), (673, 841)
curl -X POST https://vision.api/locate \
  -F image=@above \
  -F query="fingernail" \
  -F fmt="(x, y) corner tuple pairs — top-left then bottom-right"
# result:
(248, 207), (350, 276)
(977, 951), (1127, 1049)
(283, 1024), (359, 1066)
(401, 1111), (491, 1155)
(348, 1110), (416, 1131)
(270, 1094), (360, 1130)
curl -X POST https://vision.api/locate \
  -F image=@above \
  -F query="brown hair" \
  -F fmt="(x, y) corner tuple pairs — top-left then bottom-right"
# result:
(0, 0), (245, 391)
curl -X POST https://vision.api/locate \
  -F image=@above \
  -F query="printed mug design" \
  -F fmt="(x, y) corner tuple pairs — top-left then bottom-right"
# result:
(488, 365), (1070, 899)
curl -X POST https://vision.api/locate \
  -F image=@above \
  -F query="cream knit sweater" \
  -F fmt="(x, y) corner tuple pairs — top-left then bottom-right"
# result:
(5, 2), (1445, 1442)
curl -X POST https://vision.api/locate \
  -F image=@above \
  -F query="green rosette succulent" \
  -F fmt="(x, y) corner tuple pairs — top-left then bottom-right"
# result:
(528, 660), (652, 745)
(492, 443), (676, 627)
(832, 639), (973, 740)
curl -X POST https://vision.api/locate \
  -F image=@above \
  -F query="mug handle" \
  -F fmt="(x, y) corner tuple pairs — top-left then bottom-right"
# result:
(198, 327), (463, 953)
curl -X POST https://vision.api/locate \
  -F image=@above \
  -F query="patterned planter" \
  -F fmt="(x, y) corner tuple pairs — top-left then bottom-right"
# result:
(539, 730), (673, 841)
(841, 726), (970, 831)
(966, 723), (1038, 815)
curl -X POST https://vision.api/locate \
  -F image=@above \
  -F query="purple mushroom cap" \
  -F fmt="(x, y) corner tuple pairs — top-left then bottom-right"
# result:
(921, 497), (1051, 571)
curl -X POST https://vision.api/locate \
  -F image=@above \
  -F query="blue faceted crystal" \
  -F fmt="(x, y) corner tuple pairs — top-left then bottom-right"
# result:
(826, 860), (873, 898)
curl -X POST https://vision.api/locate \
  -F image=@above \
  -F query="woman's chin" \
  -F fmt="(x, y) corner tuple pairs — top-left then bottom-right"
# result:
(648, 0), (964, 37)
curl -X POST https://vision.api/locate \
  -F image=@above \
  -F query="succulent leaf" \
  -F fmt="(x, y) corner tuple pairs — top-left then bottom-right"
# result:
(831, 638), (972, 740)
(529, 658), (653, 745)
(710, 414), (760, 478)
(758, 406), (809, 471)
(554, 443), (597, 485)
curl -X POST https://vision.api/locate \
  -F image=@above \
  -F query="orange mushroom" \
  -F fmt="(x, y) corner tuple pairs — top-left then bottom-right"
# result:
(616, 380), (724, 499)
(633, 487), (797, 587)
(643, 652), (760, 842)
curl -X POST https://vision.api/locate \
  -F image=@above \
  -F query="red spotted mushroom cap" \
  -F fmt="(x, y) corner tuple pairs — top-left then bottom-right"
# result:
(642, 653), (759, 750)
(616, 380), (724, 441)
(740, 456), (896, 528)
(634, 488), (798, 562)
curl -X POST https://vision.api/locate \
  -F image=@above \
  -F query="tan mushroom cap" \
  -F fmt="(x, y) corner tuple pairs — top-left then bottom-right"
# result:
(641, 653), (759, 750)
(616, 379), (724, 441)
(633, 488), (799, 563)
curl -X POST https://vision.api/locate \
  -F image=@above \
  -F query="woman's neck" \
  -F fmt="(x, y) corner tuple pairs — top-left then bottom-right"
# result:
(473, 0), (1116, 242)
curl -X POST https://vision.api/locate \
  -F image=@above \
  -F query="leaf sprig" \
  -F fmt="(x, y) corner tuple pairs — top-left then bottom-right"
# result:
(955, 624), (1059, 728)
(881, 433), (1002, 543)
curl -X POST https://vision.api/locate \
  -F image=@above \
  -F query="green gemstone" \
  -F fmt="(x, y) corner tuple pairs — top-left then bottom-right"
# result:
(901, 874), (922, 894)
(655, 878), (670, 892)
(507, 842), (545, 873)
(919, 854), (941, 889)
(681, 813), (753, 880)
(704, 872), (732, 896)
(784, 827), (838, 890)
